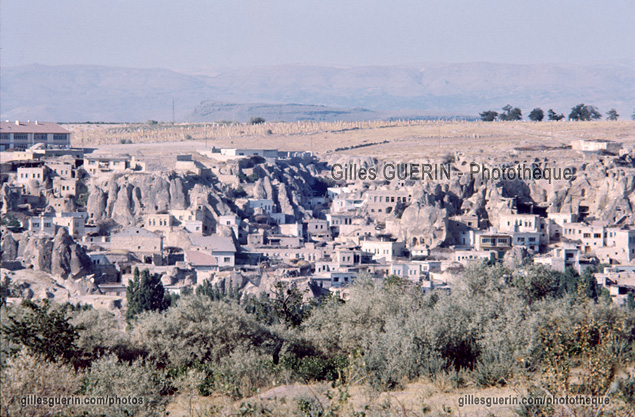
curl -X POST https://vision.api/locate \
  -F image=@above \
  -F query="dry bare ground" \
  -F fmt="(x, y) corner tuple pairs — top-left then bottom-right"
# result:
(69, 120), (635, 161)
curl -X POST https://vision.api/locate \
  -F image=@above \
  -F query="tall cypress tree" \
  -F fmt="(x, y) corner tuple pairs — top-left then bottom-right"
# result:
(126, 268), (170, 322)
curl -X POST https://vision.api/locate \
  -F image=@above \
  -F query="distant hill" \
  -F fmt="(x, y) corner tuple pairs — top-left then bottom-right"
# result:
(191, 101), (382, 123)
(2, 62), (634, 122)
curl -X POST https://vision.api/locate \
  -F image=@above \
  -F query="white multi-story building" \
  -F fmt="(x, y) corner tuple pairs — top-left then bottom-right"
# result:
(390, 261), (438, 282)
(1, 121), (70, 151)
(499, 213), (549, 246)
(547, 213), (578, 241)
(454, 250), (496, 266)
(28, 212), (87, 237)
(360, 238), (406, 262)
(247, 199), (274, 214)
(16, 166), (46, 185)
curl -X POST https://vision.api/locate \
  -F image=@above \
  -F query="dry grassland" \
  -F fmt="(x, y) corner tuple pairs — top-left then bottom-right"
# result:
(70, 120), (635, 161)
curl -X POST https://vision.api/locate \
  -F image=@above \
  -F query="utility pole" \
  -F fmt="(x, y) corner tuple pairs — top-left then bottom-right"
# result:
(172, 99), (175, 124)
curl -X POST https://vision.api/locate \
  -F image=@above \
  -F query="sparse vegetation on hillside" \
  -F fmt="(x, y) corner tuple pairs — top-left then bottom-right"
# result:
(2, 263), (634, 415)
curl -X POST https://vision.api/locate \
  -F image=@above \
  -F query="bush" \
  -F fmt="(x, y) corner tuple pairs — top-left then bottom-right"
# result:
(131, 295), (282, 369)
(248, 116), (266, 125)
(71, 307), (138, 364)
(199, 351), (277, 399)
(0, 351), (83, 417)
(1, 300), (84, 367)
(280, 354), (348, 383)
(83, 354), (169, 416)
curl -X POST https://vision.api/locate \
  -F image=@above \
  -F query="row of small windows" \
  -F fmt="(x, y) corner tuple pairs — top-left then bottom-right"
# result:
(31, 222), (52, 228)
(20, 172), (42, 179)
(481, 237), (510, 245)
(0, 133), (67, 139)
(262, 252), (318, 261)
(371, 195), (409, 203)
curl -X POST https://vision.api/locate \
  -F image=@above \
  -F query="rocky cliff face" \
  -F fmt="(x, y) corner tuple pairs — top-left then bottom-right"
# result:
(86, 172), (231, 226)
(2, 228), (92, 278)
(375, 153), (635, 248)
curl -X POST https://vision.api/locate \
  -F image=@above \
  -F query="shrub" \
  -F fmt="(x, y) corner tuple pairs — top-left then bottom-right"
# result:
(280, 354), (348, 383)
(0, 351), (83, 417)
(83, 354), (169, 416)
(1, 300), (84, 367)
(70, 307), (137, 364)
(199, 351), (277, 399)
(130, 295), (281, 369)
(248, 116), (266, 125)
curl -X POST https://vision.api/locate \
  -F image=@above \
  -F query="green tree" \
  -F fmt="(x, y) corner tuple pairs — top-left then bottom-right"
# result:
(578, 268), (599, 301)
(626, 292), (634, 311)
(548, 109), (565, 121)
(568, 103), (602, 121)
(0, 275), (14, 306)
(479, 110), (498, 122)
(74, 182), (89, 207)
(383, 274), (410, 290)
(1, 300), (84, 366)
(498, 104), (522, 121)
(242, 292), (277, 325)
(528, 108), (544, 121)
(126, 268), (170, 322)
(606, 108), (619, 121)
(271, 281), (308, 328)
(632, 109), (635, 121)
(248, 116), (266, 125)
(557, 267), (580, 296)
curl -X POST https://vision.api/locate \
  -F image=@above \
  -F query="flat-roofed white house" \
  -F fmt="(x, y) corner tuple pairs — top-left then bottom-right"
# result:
(390, 261), (434, 282)
(247, 199), (274, 214)
(28, 212), (87, 237)
(572, 139), (622, 154)
(454, 250), (496, 266)
(360, 238), (406, 262)
(311, 271), (357, 289)
(547, 213), (578, 241)
(1, 121), (70, 151)
(221, 148), (279, 159)
(83, 155), (145, 174)
(16, 166), (46, 185)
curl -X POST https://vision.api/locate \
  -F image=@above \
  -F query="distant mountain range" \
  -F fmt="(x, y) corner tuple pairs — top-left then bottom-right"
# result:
(1, 62), (633, 122)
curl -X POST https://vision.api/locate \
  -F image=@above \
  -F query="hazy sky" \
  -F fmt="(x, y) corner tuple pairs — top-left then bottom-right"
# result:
(2, 0), (634, 71)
